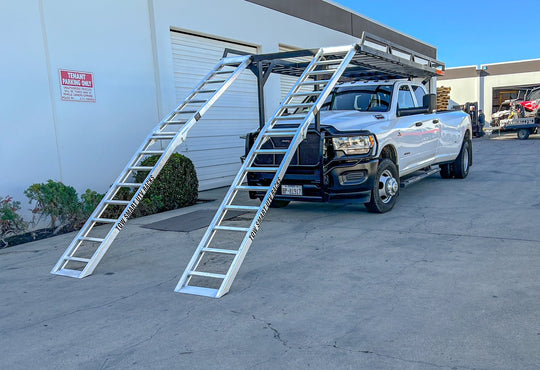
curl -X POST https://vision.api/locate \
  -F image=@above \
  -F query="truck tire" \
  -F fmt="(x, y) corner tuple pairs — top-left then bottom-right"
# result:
(439, 164), (453, 179)
(517, 128), (529, 140)
(365, 159), (399, 213)
(453, 138), (471, 179)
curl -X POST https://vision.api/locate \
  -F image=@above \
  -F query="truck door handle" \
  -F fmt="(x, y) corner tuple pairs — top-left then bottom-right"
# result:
(415, 122), (423, 127)
(432, 119), (440, 124)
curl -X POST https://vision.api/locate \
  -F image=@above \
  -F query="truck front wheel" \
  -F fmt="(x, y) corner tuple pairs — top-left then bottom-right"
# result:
(365, 159), (399, 213)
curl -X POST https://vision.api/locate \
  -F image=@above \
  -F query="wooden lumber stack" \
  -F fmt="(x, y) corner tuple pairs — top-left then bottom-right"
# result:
(437, 86), (451, 110)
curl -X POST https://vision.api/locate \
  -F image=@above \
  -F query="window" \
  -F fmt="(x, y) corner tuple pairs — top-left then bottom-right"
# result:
(397, 85), (415, 109)
(323, 85), (392, 112)
(412, 85), (426, 107)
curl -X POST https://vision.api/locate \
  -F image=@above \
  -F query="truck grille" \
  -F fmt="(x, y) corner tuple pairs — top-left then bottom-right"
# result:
(254, 132), (322, 166)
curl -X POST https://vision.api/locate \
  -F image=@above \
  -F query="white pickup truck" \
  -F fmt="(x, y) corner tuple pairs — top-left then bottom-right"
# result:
(246, 79), (472, 213)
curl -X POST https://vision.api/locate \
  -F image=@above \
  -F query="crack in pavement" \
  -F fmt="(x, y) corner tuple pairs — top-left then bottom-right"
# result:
(252, 315), (289, 348)
(99, 326), (162, 369)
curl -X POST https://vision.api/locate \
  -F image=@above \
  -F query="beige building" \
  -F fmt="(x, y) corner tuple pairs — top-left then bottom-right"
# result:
(438, 59), (540, 120)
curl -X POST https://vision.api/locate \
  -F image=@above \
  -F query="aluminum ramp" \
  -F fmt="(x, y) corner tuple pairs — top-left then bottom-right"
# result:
(175, 45), (358, 298)
(51, 55), (252, 278)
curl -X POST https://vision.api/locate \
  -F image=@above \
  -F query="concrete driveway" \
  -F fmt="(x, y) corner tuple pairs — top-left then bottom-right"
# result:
(1, 133), (539, 369)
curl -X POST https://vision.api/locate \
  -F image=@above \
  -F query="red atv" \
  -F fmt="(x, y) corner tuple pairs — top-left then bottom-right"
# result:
(517, 87), (540, 115)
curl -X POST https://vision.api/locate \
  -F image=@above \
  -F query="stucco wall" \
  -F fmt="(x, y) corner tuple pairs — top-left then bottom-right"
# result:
(437, 77), (478, 109)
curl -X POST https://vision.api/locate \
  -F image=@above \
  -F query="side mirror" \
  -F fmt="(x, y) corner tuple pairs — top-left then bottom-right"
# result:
(423, 93), (436, 112)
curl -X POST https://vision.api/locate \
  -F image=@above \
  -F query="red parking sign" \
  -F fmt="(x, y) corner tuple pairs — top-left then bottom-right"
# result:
(59, 69), (96, 102)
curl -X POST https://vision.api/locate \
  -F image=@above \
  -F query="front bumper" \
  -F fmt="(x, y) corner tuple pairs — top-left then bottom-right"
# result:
(247, 128), (379, 203)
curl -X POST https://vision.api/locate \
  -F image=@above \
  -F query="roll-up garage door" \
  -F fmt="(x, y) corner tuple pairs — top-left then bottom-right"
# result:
(170, 30), (259, 190)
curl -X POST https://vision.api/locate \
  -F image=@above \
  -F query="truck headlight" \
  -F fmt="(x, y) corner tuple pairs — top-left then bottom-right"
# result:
(332, 135), (375, 155)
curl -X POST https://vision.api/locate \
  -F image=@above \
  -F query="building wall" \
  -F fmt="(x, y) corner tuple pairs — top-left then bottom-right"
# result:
(1, 0), (159, 220)
(0, 0), (63, 212)
(438, 77), (478, 108)
(439, 61), (540, 119)
(1, 0), (433, 218)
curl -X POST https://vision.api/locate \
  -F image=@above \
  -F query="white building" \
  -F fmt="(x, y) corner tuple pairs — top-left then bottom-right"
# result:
(1, 0), (437, 215)
(438, 59), (540, 119)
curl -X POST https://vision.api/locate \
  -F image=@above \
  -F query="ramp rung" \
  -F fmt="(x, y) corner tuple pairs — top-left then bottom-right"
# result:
(65, 256), (91, 263)
(245, 167), (278, 172)
(283, 103), (314, 109)
(214, 226), (250, 232)
(308, 69), (336, 75)
(190, 271), (226, 279)
(202, 247), (239, 255)
(140, 150), (164, 155)
(236, 185), (270, 191)
(255, 149), (288, 154)
(197, 89), (217, 94)
(104, 200), (130, 205)
(205, 80), (226, 84)
(152, 133), (176, 138)
(175, 110), (198, 114)
(91, 218), (117, 223)
(291, 91), (322, 97)
(265, 130), (297, 137)
(117, 182), (143, 187)
(164, 120), (187, 125)
(185, 99), (207, 104)
(274, 114), (306, 120)
(214, 70), (233, 75)
(299, 80), (330, 86)
(315, 59), (344, 65)
(79, 237), (105, 243)
(128, 166), (154, 171)
(225, 205), (260, 211)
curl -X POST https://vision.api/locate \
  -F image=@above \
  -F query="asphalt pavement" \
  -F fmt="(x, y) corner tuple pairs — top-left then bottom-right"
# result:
(1, 132), (539, 369)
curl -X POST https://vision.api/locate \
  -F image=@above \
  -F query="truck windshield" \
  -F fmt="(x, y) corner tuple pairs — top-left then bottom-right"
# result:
(322, 85), (393, 112)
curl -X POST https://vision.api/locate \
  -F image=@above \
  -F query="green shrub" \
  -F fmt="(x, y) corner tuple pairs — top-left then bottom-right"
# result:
(24, 180), (82, 233)
(21, 154), (197, 233)
(132, 153), (198, 217)
(0, 196), (28, 248)
(81, 189), (104, 218)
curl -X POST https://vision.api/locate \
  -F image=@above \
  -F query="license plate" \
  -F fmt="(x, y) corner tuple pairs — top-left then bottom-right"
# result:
(281, 185), (303, 196)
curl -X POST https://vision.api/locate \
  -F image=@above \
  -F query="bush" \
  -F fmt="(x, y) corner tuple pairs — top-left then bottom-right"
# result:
(81, 189), (104, 219)
(20, 154), (197, 236)
(24, 180), (82, 233)
(0, 196), (28, 248)
(133, 153), (198, 217)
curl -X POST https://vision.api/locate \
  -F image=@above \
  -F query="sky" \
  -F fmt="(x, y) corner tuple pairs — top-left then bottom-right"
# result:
(332, 0), (540, 68)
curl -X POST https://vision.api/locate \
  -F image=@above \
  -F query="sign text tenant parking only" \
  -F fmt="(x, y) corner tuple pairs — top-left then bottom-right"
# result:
(59, 69), (96, 102)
